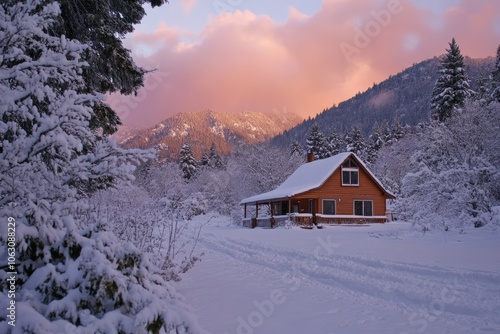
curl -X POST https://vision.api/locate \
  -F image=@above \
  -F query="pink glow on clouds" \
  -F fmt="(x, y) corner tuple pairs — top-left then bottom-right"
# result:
(181, 0), (197, 14)
(109, 0), (500, 128)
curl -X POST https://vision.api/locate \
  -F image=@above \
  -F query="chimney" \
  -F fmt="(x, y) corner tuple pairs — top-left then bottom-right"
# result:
(307, 151), (314, 163)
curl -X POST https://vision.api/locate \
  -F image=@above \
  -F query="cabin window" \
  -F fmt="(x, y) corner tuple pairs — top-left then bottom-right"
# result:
(342, 159), (359, 186)
(322, 199), (336, 215)
(354, 200), (373, 216)
(272, 202), (281, 216)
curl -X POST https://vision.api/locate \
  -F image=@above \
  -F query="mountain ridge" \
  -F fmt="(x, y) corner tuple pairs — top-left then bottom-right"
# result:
(271, 56), (495, 148)
(118, 110), (302, 161)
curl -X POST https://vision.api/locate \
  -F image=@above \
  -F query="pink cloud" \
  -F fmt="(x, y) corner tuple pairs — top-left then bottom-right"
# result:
(110, 0), (500, 128)
(288, 6), (309, 21)
(181, 0), (196, 14)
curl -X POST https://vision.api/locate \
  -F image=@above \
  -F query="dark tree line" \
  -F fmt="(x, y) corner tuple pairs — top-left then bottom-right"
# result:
(180, 142), (225, 180)
(302, 120), (408, 164)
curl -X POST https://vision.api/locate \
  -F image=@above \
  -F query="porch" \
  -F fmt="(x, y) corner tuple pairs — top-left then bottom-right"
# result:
(242, 198), (317, 228)
(241, 198), (390, 228)
(242, 213), (314, 228)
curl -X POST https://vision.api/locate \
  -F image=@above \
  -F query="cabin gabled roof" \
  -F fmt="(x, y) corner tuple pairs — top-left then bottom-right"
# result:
(240, 152), (395, 205)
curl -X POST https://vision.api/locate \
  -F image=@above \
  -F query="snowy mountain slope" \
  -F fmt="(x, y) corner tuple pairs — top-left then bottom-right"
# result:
(272, 56), (494, 148)
(117, 110), (302, 161)
(110, 125), (142, 143)
(177, 219), (500, 334)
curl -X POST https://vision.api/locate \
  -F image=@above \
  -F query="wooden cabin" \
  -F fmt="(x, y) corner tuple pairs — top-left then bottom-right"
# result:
(240, 152), (395, 228)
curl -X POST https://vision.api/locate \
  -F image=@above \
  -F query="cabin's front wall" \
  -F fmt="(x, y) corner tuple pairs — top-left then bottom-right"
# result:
(298, 166), (389, 218)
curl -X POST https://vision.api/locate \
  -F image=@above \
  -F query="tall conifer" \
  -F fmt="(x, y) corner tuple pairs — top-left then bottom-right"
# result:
(306, 124), (327, 159)
(179, 143), (198, 180)
(431, 38), (472, 122)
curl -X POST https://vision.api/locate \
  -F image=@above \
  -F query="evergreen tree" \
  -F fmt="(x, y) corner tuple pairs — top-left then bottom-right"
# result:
(491, 44), (500, 103)
(367, 125), (384, 164)
(431, 38), (472, 122)
(380, 120), (393, 145)
(345, 126), (367, 158)
(0, 2), (201, 332)
(391, 119), (407, 142)
(306, 123), (327, 159)
(55, 0), (168, 135)
(290, 140), (303, 157)
(200, 151), (210, 167)
(474, 75), (491, 105)
(326, 130), (344, 156)
(208, 142), (224, 169)
(179, 143), (198, 180)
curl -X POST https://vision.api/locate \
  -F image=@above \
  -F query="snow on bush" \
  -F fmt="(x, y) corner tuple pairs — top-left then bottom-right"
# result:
(1, 219), (204, 333)
(0, 2), (204, 332)
(89, 163), (206, 282)
(393, 100), (499, 231)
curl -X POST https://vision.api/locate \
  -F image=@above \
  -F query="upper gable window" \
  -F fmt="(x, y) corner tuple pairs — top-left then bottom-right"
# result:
(342, 159), (359, 186)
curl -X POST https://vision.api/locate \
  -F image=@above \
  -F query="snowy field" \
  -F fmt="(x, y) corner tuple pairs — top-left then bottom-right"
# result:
(177, 216), (500, 334)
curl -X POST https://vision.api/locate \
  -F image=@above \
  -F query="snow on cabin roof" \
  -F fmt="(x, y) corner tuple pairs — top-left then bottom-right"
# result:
(240, 152), (395, 205)
(240, 152), (351, 205)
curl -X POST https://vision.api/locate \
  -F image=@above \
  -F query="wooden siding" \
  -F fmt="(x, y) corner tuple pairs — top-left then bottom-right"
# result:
(294, 165), (390, 216)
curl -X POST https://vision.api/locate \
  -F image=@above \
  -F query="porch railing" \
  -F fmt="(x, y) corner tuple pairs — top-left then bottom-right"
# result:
(243, 214), (309, 228)
(315, 214), (388, 224)
(289, 213), (313, 226)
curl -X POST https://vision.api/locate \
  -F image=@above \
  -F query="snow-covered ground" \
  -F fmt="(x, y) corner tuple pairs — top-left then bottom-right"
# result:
(177, 216), (500, 334)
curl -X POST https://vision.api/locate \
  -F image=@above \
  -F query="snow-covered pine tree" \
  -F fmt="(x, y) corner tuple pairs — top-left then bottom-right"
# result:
(290, 141), (303, 157)
(200, 151), (210, 167)
(391, 119), (407, 142)
(179, 143), (198, 180)
(430, 38), (472, 122)
(474, 75), (491, 105)
(56, 0), (168, 135)
(367, 125), (383, 164)
(306, 124), (327, 159)
(208, 142), (224, 170)
(380, 120), (394, 145)
(0, 2), (203, 333)
(326, 130), (344, 157)
(345, 126), (367, 159)
(491, 44), (500, 103)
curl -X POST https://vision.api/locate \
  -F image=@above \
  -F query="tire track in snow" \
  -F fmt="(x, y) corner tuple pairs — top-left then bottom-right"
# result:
(200, 232), (500, 329)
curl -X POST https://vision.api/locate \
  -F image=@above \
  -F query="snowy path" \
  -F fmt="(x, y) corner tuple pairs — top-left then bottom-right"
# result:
(177, 224), (500, 334)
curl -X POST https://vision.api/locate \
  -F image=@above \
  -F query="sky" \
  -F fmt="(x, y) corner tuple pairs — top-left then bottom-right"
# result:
(110, 0), (500, 128)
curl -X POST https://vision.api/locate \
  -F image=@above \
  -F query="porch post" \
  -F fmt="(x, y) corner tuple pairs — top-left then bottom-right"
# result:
(244, 204), (247, 219)
(270, 201), (274, 228)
